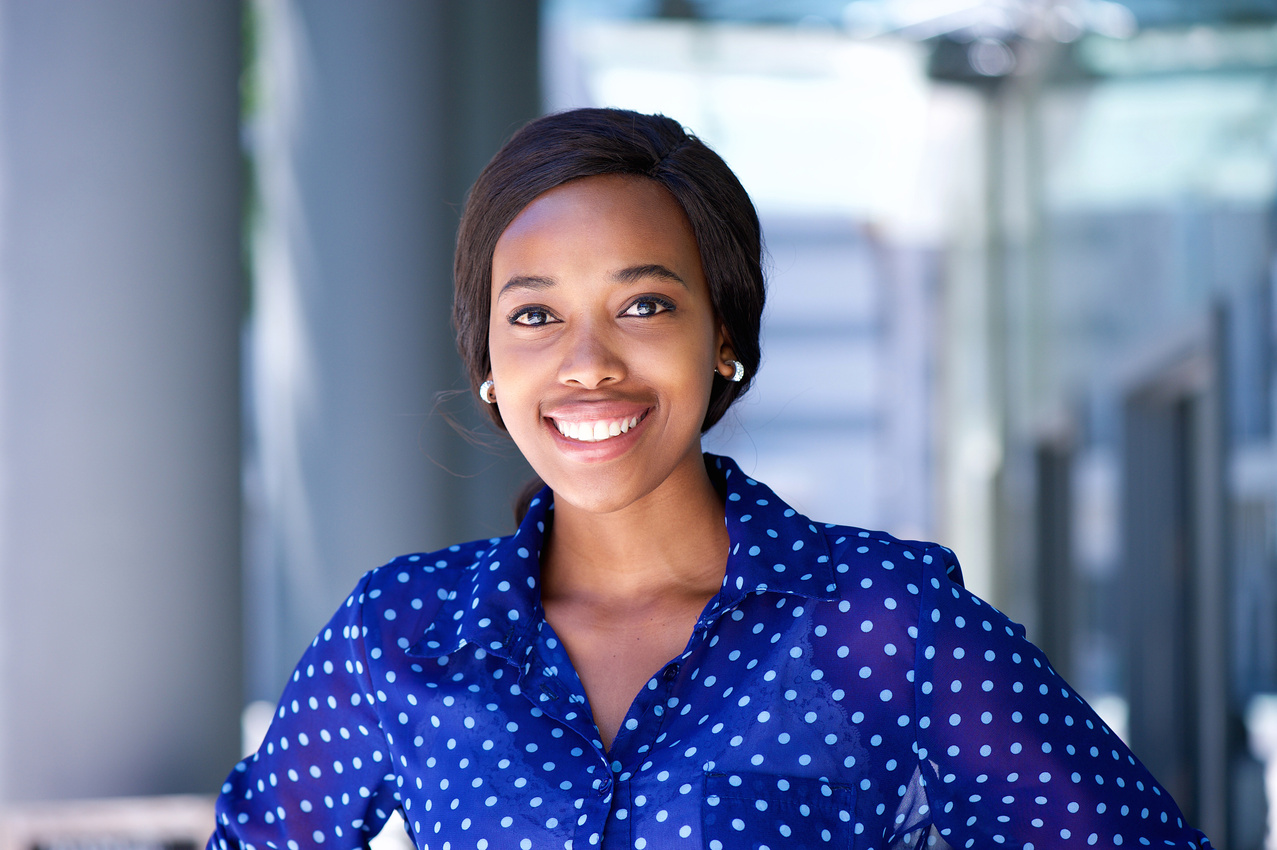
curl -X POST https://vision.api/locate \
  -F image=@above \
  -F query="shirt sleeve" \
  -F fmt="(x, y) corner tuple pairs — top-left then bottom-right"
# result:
(913, 546), (1214, 849)
(209, 570), (401, 850)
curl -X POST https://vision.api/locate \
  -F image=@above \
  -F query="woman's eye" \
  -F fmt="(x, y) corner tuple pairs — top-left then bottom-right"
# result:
(623, 298), (674, 317)
(511, 308), (553, 326)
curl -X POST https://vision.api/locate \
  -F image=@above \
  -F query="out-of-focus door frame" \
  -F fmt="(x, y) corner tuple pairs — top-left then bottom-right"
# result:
(1119, 307), (1231, 843)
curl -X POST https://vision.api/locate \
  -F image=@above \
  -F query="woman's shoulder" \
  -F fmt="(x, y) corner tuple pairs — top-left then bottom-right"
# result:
(749, 516), (966, 645)
(354, 533), (517, 637)
(709, 454), (963, 594)
(815, 521), (964, 590)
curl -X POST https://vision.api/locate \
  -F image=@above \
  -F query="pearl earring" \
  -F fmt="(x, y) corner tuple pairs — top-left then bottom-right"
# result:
(478, 380), (496, 404)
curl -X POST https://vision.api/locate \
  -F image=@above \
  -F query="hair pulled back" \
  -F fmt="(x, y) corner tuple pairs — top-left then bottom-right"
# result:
(454, 107), (764, 432)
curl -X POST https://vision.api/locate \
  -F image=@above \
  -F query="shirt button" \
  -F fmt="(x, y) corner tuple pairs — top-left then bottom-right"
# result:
(663, 663), (680, 682)
(597, 777), (612, 797)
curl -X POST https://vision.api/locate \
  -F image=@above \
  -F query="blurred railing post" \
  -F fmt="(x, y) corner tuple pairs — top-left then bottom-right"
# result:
(244, 0), (540, 705)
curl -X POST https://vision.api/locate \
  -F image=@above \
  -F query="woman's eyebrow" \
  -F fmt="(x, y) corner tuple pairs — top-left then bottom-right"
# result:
(612, 263), (687, 288)
(499, 264), (687, 298)
(497, 274), (556, 298)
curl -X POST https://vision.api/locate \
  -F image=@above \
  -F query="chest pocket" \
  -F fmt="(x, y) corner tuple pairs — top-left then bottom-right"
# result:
(702, 771), (857, 849)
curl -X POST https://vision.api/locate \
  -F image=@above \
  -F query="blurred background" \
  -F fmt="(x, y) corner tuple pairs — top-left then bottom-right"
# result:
(0, 0), (1274, 847)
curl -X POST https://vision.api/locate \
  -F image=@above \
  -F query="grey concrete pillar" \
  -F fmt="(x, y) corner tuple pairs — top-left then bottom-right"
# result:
(246, 1), (538, 701)
(0, 1), (244, 799)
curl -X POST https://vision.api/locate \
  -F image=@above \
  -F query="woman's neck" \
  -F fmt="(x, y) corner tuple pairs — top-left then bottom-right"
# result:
(539, 455), (728, 608)
(537, 454), (730, 751)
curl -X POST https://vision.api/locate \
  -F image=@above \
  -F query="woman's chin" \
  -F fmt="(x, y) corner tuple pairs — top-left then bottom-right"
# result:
(535, 442), (711, 519)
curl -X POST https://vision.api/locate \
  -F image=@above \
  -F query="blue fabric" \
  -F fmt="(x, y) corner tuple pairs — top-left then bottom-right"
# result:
(211, 454), (1212, 850)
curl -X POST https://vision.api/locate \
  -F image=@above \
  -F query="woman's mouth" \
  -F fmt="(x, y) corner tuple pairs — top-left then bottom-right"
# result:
(550, 411), (648, 443)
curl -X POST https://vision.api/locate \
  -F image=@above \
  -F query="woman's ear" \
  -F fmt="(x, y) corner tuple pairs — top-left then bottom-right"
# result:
(714, 327), (738, 380)
(478, 374), (497, 405)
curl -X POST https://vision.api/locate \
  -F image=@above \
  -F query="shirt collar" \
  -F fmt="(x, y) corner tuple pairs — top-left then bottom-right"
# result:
(702, 453), (838, 624)
(409, 453), (837, 661)
(408, 489), (550, 663)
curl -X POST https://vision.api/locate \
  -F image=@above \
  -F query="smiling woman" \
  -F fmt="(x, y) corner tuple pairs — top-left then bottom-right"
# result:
(488, 175), (726, 513)
(208, 109), (1214, 850)
(487, 174), (734, 751)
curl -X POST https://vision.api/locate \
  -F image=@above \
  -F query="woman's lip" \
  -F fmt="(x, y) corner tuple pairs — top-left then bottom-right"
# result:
(543, 407), (652, 455)
(548, 410), (649, 442)
(541, 401), (651, 423)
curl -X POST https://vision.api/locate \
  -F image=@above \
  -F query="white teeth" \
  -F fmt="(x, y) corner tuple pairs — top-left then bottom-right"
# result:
(555, 415), (641, 443)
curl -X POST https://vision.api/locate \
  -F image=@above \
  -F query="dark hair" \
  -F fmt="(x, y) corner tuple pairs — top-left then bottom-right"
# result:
(453, 107), (765, 433)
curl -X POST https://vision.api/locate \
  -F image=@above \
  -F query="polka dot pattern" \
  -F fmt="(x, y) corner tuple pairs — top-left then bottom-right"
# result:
(210, 454), (1213, 849)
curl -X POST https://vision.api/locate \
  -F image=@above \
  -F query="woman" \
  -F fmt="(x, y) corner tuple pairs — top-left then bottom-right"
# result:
(211, 108), (1212, 849)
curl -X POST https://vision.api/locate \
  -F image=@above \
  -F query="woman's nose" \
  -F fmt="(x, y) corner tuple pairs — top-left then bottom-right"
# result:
(557, 322), (626, 389)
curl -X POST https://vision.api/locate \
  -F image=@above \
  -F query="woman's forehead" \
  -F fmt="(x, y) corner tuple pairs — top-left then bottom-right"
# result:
(492, 176), (701, 284)
(502, 174), (689, 239)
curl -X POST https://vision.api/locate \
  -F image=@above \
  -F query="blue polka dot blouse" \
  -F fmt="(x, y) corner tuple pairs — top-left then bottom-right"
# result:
(211, 454), (1213, 849)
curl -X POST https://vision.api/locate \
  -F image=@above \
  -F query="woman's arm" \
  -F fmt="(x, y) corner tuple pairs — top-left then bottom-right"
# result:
(209, 570), (401, 850)
(914, 547), (1213, 849)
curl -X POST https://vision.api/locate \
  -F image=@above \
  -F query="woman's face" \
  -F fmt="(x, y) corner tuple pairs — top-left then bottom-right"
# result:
(488, 174), (730, 514)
